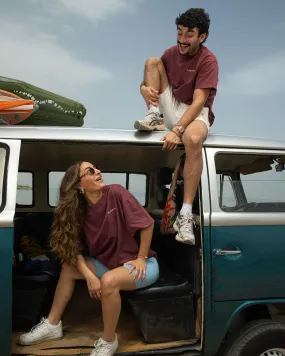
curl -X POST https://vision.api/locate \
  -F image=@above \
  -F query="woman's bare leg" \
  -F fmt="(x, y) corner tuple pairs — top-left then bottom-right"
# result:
(48, 258), (97, 325)
(100, 267), (136, 342)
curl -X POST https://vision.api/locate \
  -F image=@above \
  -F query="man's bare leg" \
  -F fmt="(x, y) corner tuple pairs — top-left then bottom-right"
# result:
(143, 57), (169, 95)
(134, 57), (168, 131)
(174, 120), (208, 245)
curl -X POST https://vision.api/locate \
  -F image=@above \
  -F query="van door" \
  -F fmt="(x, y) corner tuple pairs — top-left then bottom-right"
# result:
(0, 139), (21, 355)
(206, 147), (285, 301)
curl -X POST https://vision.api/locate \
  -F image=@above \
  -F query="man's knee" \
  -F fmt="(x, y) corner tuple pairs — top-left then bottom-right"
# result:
(182, 132), (204, 150)
(145, 57), (162, 68)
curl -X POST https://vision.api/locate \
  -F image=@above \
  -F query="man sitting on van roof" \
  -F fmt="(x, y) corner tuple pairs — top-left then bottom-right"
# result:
(134, 8), (219, 244)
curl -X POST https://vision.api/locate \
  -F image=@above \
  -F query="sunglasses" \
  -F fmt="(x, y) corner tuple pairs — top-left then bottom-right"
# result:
(78, 165), (101, 181)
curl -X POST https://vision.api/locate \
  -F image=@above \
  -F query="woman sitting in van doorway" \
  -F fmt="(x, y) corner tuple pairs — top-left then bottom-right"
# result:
(19, 161), (159, 356)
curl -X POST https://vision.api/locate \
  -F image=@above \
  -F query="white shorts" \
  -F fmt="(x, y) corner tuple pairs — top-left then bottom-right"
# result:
(158, 86), (210, 132)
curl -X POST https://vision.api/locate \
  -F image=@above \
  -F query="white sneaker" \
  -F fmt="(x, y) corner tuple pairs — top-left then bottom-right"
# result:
(173, 213), (197, 245)
(134, 111), (165, 131)
(91, 334), (119, 356)
(18, 317), (63, 346)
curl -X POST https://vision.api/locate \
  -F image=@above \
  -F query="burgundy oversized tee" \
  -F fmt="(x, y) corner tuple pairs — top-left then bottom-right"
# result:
(82, 184), (155, 270)
(161, 45), (219, 126)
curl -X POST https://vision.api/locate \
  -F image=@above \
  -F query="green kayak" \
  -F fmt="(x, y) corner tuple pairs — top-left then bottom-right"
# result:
(0, 76), (86, 126)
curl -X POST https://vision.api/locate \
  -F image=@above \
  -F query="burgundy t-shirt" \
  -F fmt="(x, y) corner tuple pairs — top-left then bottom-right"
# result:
(161, 45), (219, 126)
(82, 184), (155, 270)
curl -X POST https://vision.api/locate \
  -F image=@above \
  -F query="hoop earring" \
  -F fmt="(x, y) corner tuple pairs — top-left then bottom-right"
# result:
(79, 188), (84, 194)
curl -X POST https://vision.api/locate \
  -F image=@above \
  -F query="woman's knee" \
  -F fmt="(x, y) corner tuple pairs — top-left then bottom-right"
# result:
(100, 272), (118, 294)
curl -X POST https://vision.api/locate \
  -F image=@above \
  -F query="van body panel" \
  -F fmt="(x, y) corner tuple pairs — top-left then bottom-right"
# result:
(211, 225), (285, 301)
(0, 139), (21, 355)
(204, 300), (251, 355)
(205, 146), (285, 302)
(0, 227), (14, 356)
(204, 298), (285, 355)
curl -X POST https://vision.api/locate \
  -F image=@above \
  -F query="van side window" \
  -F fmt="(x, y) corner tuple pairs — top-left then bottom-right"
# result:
(17, 172), (33, 206)
(216, 174), (237, 209)
(48, 171), (147, 207)
(215, 153), (285, 213)
(129, 174), (147, 206)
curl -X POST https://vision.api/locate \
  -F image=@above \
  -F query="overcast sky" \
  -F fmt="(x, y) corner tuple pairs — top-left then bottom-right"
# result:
(1, 0), (285, 141)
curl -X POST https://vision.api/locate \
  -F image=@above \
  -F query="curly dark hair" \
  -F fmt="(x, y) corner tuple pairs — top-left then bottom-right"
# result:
(175, 8), (210, 43)
(49, 161), (87, 265)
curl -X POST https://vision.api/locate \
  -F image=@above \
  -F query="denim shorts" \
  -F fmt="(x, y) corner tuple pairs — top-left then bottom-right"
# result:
(91, 257), (159, 290)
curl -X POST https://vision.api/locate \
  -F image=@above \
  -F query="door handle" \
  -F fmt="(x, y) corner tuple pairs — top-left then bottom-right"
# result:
(214, 249), (241, 256)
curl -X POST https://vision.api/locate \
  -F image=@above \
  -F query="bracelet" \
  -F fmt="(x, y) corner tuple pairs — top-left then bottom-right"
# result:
(137, 255), (148, 260)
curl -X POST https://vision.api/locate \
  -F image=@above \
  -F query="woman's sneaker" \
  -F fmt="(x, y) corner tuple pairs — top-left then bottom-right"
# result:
(90, 334), (119, 356)
(18, 317), (63, 346)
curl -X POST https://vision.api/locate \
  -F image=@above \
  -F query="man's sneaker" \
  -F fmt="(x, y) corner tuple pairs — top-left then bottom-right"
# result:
(90, 334), (119, 356)
(134, 111), (165, 131)
(18, 317), (63, 346)
(173, 213), (197, 245)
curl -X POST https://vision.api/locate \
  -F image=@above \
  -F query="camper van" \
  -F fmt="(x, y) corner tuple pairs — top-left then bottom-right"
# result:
(1, 126), (285, 356)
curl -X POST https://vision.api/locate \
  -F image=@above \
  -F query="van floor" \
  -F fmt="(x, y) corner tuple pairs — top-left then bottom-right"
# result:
(12, 282), (198, 355)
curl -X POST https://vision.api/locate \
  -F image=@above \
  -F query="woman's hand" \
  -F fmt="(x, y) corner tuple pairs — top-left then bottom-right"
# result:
(124, 257), (147, 281)
(85, 273), (101, 300)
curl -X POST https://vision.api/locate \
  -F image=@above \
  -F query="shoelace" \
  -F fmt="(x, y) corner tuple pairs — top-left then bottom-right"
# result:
(91, 341), (113, 356)
(144, 112), (162, 125)
(30, 317), (47, 334)
(179, 214), (195, 232)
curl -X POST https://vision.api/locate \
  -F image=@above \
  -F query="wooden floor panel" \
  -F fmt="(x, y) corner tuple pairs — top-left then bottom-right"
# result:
(12, 283), (197, 355)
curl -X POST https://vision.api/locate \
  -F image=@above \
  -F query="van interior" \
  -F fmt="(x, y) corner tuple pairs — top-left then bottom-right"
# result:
(11, 140), (203, 355)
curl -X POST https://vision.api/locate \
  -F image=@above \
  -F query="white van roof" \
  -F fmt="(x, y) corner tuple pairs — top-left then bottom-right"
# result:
(0, 126), (285, 150)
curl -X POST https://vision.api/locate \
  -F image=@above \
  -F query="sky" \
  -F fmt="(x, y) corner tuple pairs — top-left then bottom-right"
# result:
(1, 0), (285, 141)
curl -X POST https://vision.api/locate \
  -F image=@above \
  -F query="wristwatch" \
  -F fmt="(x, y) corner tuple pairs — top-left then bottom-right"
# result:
(173, 124), (185, 136)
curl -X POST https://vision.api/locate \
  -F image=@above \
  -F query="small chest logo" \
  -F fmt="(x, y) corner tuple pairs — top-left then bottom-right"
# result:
(187, 69), (195, 73)
(107, 208), (116, 215)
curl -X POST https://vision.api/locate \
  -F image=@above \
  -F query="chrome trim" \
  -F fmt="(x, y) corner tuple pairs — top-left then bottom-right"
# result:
(211, 212), (285, 226)
(201, 148), (210, 226)
(0, 126), (285, 150)
(0, 139), (21, 227)
(206, 147), (285, 226)
(214, 249), (241, 256)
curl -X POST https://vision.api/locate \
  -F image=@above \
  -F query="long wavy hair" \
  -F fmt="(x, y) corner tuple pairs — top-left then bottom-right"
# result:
(50, 161), (87, 265)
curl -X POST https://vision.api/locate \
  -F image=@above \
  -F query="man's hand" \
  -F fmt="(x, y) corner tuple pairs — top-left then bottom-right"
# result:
(161, 131), (180, 151)
(124, 257), (147, 281)
(141, 85), (159, 108)
(85, 273), (101, 300)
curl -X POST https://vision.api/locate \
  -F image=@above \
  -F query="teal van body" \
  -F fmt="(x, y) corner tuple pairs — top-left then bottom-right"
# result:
(1, 129), (285, 355)
(0, 227), (14, 356)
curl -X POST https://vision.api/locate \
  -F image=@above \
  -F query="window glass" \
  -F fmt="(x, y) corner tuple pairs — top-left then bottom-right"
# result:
(215, 153), (285, 212)
(48, 171), (147, 207)
(216, 174), (237, 209)
(17, 172), (33, 206)
(49, 171), (65, 207)
(129, 174), (147, 206)
(102, 173), (126, 186)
